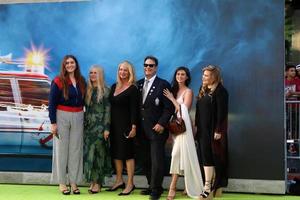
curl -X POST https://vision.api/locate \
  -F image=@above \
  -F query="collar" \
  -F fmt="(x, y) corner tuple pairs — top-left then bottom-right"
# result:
(145, 75), (156, 83)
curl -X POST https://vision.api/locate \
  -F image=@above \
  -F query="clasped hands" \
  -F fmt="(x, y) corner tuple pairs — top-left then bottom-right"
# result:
(214, 132), (222, 140)
(125, 128), (136, 139)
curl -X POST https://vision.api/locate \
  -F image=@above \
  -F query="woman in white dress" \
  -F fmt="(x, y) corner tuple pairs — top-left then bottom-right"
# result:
(163, 67), (203, 200)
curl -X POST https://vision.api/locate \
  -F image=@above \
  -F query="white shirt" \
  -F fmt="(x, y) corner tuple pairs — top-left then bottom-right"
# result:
(144, 75), (156, 96)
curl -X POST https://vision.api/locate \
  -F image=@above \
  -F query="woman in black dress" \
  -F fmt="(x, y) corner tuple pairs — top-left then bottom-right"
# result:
(195, 65), (228, 199)
(107, 60), (138, 195)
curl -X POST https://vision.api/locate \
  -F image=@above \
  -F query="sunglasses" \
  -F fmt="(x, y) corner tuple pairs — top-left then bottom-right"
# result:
(144, 64), (156, 68)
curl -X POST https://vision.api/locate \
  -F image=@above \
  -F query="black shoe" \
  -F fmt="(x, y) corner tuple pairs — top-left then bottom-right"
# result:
(118, 185), (135, 196)
(200, 190), (214, 199)
(106, 182), (125, 191)
(61, 189), (70, 195)
(149, 194), (160, 200)
(140, 188), (151, 195)
(72, 188), (80, 195)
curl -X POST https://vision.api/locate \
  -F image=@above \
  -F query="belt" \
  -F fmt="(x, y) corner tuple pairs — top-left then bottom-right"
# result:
(57, 105), (83, 112)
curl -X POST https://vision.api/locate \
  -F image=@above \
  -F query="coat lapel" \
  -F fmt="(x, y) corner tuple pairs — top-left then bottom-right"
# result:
(143, 77), (158, 105)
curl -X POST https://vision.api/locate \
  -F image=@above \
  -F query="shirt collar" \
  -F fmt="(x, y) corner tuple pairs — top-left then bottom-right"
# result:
(145, 75), (156, 83)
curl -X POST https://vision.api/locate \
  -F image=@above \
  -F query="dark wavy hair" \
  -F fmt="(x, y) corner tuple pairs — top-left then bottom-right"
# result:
(144, 55), (158, 66)
(171, 66), (191, 98)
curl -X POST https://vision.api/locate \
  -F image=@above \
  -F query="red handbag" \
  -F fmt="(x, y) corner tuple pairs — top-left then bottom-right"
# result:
(167, 105), (186, 135)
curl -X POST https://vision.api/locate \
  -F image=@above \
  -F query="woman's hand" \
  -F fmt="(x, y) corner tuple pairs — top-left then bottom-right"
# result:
(214, 132), (222, 140)
(51, 124), (58, 137)
(103, 130), (110, 141)
(163, 88), (174, 100)
(128, 128), (136, 138)
(163, 88), (179, 112)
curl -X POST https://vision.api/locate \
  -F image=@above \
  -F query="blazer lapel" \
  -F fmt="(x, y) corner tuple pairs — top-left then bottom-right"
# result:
(143, 77), (158, 105)
(138, 80), (144, 104)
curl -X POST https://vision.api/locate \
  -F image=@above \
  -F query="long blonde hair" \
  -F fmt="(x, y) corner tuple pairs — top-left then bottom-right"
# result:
(116, 60), (136, 89)
(85, 65), (107, 105)
(198, 65), (222, 99)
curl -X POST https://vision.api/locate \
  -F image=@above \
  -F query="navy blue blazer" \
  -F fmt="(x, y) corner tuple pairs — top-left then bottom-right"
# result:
(137, 76), (174, 140)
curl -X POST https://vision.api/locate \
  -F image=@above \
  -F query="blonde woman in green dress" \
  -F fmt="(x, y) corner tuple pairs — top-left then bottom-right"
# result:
(84, 65), (112, 194)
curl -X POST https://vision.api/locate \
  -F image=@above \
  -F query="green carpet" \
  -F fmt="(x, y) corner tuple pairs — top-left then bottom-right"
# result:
(0, 184), (298, 200)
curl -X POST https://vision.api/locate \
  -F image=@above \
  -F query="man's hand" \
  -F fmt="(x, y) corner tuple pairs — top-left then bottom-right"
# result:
(153, 124), (164, 134)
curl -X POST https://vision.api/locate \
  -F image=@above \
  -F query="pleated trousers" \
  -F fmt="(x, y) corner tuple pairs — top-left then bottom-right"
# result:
(51, 109), (84, 184)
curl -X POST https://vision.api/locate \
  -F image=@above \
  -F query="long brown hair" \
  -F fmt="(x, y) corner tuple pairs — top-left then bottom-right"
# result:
(59, 55), (85, 100)
(171, 66), (191, 98)
(198, 65), (222, 99)
(85, 65), (107, 105)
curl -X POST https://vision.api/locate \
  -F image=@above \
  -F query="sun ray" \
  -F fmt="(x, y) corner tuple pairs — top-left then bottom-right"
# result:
(23, 44), (50, 74)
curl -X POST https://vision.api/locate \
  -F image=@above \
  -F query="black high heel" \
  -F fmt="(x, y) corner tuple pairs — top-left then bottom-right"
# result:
(61, 189), (70, 195)
(200, 190), (211, 198)
(200, 181), (213, 199)
(106, 182), (125, 191)
(88, 183), (101, 194)
(59, 185), (70, 195)
(88, 189), (99, 194)
(118, 185), (135, 195)
(72, 188), (80, 195)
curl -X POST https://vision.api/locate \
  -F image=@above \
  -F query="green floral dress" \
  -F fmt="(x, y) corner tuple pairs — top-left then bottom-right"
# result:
(83, 87), (112, 184)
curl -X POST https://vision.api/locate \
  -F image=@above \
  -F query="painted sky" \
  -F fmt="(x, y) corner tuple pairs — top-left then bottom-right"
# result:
(0, 0), (282, 84)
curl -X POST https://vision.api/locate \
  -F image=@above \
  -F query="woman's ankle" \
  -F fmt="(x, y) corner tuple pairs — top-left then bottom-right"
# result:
(204, 181), (212, 192)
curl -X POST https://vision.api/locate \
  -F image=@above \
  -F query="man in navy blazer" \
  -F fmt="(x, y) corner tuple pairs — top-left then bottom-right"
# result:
(138, 56), (174, 200)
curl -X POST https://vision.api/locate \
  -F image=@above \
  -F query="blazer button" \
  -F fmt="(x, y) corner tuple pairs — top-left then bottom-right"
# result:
(142, 118), (144, 121)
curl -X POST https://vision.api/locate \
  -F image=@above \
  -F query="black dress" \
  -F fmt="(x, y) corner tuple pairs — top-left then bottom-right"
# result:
(109, 84), (138, 160)
(195, 83), (229, 189)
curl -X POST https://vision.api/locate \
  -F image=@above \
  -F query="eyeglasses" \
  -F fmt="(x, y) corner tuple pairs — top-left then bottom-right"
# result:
(144, 64), (156, 68)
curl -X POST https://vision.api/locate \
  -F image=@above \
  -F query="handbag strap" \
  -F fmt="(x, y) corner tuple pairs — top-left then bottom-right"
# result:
(177, 104), (182, 118)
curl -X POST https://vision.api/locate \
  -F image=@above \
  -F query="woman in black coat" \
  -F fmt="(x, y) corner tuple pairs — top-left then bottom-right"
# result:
(195, 65), (228, 199)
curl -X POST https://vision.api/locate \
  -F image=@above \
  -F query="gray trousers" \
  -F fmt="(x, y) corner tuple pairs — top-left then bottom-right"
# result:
(51, 110), (84, 185)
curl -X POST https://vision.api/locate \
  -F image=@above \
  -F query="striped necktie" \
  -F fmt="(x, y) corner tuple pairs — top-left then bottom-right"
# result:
(142, 80), (149, 103)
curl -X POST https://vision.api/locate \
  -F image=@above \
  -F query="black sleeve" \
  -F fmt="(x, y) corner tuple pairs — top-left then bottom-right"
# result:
(215, 86), (229, 134)
(48, 81), (60, 124)
(130, 85), (138, 125)
(158, 81), (175, 127)
(195, 100), (199, 128)
(103, 87), (111, 132)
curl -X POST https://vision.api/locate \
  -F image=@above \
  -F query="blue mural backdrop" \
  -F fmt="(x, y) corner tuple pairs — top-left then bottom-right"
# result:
(0, 0), (284, 181)
(0, 0), (282, 82)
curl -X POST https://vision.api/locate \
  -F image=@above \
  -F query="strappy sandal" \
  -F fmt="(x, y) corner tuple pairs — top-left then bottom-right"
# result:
(199, 181), (213, 199)
(72, 188), (80, 195)
(166, 188), (176, 200)
(61, 189), (70, 195)
(59, 184), (70, 195)
(88, 183), (101, 194)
